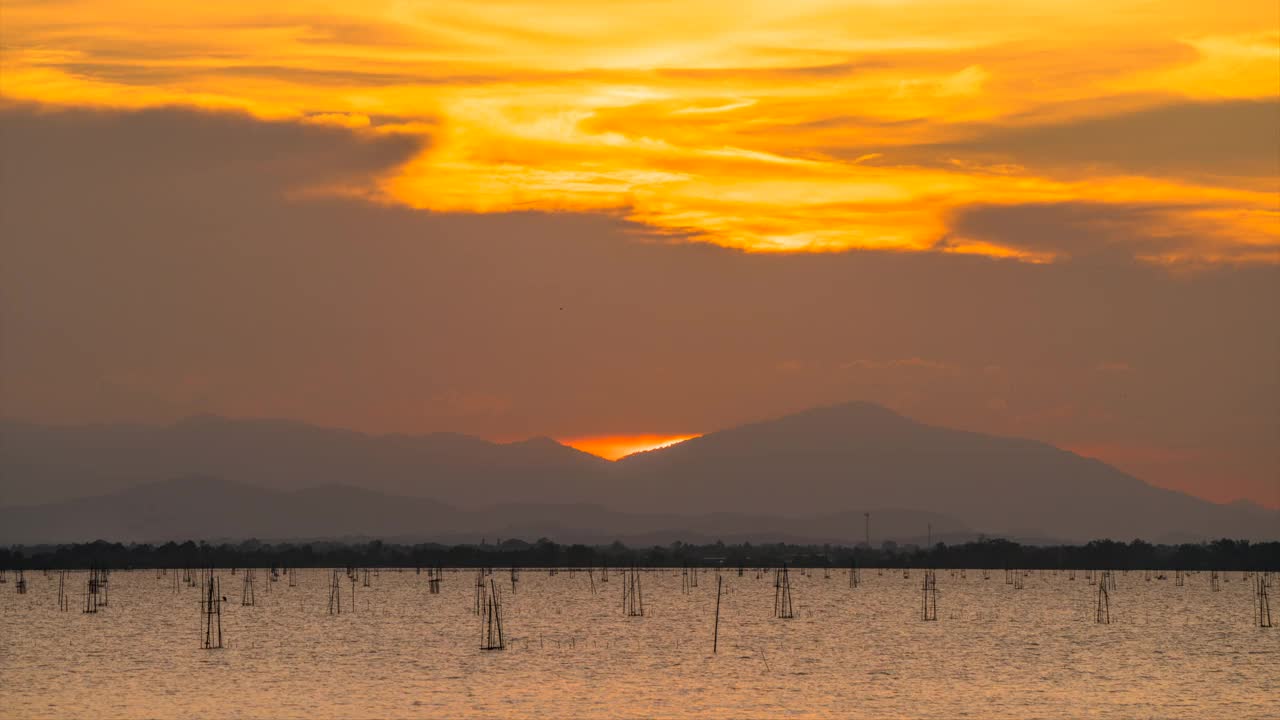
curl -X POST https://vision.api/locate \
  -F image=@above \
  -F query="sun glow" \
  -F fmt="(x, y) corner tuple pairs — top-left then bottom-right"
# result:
(2, 0), (1276, 262)
(562, 434), (701, 461)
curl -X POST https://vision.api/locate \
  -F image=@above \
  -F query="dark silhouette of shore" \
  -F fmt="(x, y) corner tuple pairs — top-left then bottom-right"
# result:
(4, 537), (1276, 571)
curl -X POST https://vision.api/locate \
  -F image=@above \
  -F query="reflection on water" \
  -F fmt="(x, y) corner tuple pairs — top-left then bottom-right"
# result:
(0, 568), (1276, 719)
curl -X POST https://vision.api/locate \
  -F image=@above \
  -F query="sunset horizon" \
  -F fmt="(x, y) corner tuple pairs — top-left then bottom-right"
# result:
(5, 401), (1274, 509)
(3, 0), (1278, 513)
(1, 1), (1276, 717)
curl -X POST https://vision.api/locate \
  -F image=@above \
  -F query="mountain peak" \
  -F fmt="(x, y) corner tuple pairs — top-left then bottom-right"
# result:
(788, 400), (909, 421)
(4, 405), (1275, 542)
(655, 400), (921, 455)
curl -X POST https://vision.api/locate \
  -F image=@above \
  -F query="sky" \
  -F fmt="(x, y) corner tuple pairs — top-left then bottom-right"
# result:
(0, 1), (1277, 505)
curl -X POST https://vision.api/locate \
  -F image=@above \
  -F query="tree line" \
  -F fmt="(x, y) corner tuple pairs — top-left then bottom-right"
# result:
(1, 537), (1276, 570)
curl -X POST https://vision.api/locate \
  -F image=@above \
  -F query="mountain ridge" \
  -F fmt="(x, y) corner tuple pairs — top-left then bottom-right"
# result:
(2, 402), (1275, 542)
(0, 474), (974, 546)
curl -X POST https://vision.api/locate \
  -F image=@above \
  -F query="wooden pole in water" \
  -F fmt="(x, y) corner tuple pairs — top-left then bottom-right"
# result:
(1256, 575), (1272, 628)
(921, 569), (938, 621)
(1095, 571), (1110, 624)
(202, 573), (223, 649)
(774, 563), (794, 619)
(713, 575), (722, 654)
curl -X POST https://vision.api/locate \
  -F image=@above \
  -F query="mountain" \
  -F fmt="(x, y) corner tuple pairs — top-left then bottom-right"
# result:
(0, 476), (460, 543)
(0, 475), (970, 545)
(0, 415), (607, 508)
(2, 403), (1275, 542)
(615, 402), (1279, 541)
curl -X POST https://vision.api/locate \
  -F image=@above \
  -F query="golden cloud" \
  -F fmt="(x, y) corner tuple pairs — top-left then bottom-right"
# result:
(2, 0), (1276, 262)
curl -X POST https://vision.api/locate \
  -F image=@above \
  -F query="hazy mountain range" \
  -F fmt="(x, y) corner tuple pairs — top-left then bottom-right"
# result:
(1, 402), (1274, 544)
(0, 475), (966, 547)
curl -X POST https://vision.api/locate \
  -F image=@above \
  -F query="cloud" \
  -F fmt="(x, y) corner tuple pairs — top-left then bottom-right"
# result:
(1, 101), (420, 168)
(941, 201), (1278, 264)
(50, 62), (462, 88)
(3, 3), (1275, 260)
(897, 99), (1280, 180)
(0, 102), (425, 208)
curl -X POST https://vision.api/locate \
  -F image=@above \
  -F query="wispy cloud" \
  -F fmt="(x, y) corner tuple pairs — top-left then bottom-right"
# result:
(1, 1), (1275, 262)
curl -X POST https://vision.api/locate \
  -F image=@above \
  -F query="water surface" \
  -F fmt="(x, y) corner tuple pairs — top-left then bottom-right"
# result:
(1, 568), (1275, 718)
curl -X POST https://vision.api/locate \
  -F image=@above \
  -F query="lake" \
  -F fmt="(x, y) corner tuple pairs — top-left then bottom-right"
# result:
(0, 567), (1275, 718)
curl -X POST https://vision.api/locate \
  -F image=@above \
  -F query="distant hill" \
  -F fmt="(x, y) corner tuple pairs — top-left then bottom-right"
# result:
(0, 475), (969, 546)
(2, 403), (1275, 542)
(0, 414), (607, 507)
(0, 476), (458, 543)
(615, 402), (1279, 541)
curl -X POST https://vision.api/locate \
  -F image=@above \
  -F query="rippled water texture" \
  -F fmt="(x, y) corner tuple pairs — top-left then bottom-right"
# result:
(1, 568), (1276, 718)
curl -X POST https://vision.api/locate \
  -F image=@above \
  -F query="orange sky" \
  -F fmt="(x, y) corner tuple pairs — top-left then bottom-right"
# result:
(2, 0), (1276, 262)
(561, 434), (700, 460)
(0, 0), (1277, 508)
